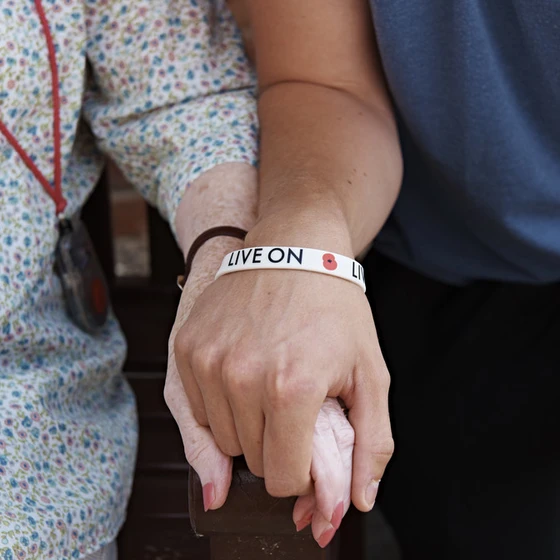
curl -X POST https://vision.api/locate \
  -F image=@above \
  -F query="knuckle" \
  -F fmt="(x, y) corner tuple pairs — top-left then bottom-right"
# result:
(222, 352), (261, 393)
(377, 369), (391, 392)
(371, 436), (395, 463)
(216, 438), (242, 457)
(185, 438), (214, 467)
(163, 380), (175, 409)
(265, 477), (306, 498)
(266, 369), (319, 409)
(173, 324), (192, 360)
(191, 344), (223, 377)
(163, 369), (186, 413)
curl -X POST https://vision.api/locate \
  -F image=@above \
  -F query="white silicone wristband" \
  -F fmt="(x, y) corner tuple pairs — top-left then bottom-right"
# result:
(215, 246), (366, 292)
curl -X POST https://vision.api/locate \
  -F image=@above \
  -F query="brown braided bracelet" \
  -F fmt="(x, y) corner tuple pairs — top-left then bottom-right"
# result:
(177, 226), (248, 290)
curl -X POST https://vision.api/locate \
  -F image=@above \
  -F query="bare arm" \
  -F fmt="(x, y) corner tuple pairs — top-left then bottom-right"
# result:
(175, 0), (397, 527)
(246, 0), (402, 254)
(168, 163), (356, 548)
(174, 163), (257, 273)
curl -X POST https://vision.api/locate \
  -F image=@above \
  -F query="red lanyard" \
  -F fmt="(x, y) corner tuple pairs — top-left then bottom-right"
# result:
(0, 0), (67, 215)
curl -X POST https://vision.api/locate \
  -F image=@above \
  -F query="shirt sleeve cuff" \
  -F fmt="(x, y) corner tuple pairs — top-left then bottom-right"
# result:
(159, 89), (258, 238)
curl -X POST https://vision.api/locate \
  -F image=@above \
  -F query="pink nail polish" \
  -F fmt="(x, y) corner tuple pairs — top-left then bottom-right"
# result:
(330, 501), (344, 530)
(317, 527), (336, 549)
(295, 518), (310, 532)
(203, 482), (215, 512)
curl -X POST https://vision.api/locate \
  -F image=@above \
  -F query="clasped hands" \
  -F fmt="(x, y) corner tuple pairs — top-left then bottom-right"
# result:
(165, 238), (393, 549)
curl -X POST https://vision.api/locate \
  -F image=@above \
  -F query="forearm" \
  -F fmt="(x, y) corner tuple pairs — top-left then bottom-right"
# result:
(247, 82), (402, 256)
(174, 162), (257, 268)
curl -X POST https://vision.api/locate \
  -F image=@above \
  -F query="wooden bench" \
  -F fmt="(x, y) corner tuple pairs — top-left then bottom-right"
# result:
(82, 166), (367, 560)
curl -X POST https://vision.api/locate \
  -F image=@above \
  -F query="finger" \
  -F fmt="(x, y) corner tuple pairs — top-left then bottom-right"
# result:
(313, 398), (354, 529)
(230, 397), (265, 476)
(174, 322), (243, 456)
(200, 387), (243, 457)
(165, 355), (232, 511)
(293, 494), (315, 532)
(310, 400), (345, 529)
(174, 327), (209, 427)
(221, 352), (267, 473)
(328, 398), (354, 515)
(190, 347), (243, 457)
(293, 398), (354, 535)
(263, 369), (326, 497)
(346, 359), (394, 512)
(311, 511), (336, 549)
(227, 361), (265, 475)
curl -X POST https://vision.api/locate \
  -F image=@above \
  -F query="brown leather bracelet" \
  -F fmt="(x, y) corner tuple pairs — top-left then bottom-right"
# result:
(177, 226), (248, 290)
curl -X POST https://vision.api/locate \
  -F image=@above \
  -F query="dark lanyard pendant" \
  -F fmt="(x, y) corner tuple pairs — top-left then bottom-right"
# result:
(54, 217), (110, 334)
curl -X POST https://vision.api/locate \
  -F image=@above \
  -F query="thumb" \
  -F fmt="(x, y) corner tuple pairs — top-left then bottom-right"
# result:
(346, 359), (394, 512)
(165, 349), (232, 511)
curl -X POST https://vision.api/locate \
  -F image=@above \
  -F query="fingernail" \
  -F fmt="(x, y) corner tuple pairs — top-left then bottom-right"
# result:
(203, 482), (215, 512)
(317, 526), (336, 549)
(295, 515), (312, 532)
(330, 501), (344, 530)
(365, 479), (380, 510)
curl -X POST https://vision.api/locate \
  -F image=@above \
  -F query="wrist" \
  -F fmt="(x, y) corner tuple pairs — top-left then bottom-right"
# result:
(174, 163), (257, 255)
(188, 236), (245, 285)
(246, 208), (354, 258)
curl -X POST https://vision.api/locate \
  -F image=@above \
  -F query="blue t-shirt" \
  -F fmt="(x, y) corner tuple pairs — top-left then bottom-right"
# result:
(370, 0), (560, 284)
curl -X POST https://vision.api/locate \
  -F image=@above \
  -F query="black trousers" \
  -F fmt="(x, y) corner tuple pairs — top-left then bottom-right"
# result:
(364, 252), (560, 560)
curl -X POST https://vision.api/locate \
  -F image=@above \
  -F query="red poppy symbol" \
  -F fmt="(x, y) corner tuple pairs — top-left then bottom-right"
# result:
(91, 277), (107, 315)
(322, 253), (338, 271)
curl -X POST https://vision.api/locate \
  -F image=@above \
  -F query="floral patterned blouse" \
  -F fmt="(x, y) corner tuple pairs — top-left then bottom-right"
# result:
(0, 1), (257, 558)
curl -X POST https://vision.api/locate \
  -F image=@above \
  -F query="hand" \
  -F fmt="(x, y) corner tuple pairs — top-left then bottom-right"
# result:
(175, 238), (394, 518)
(293, 397), (354, 548)
(165, 242), (356, 547)
(165, 243), (237, 511)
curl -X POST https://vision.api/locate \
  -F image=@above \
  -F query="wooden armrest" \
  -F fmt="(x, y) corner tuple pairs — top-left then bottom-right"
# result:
(188, 457), (337, 559)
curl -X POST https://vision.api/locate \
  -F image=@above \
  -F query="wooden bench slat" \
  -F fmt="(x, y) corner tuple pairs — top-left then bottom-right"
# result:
(189, 459), (338, 559)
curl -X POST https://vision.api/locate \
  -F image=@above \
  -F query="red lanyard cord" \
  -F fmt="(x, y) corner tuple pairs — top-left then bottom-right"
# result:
(0, 0), (66, 215)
